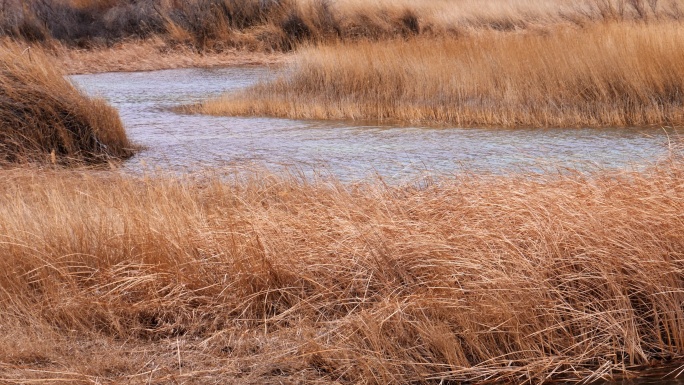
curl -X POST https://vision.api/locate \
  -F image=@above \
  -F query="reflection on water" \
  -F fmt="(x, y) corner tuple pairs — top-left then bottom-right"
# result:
(71, 67), (676, 181)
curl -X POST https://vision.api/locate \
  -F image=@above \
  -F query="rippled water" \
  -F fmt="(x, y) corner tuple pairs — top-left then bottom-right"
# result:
(71, 67), (676, 181)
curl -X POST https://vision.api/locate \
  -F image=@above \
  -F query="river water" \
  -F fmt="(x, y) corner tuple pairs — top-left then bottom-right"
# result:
(71, 67), (678, 182)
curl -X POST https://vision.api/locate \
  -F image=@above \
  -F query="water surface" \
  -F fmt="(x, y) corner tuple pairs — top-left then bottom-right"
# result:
(71, 67), (676, 181)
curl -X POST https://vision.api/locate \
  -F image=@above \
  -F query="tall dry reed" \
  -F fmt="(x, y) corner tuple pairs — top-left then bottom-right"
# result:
(0, 160), (682, 383)
(196, 22), (684, 127)
(0, 42), (134, 164)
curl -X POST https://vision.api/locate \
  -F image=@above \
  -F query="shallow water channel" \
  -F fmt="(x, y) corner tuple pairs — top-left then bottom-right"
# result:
(71, 67), (678, 181)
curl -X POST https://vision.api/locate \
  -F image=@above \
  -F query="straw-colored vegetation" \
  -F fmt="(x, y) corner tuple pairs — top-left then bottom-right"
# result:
(1, 1), (683, 383)
(0, 42), (134, 164)
(1, 0), (682, 73)
(54, 37), (288, 74)
(2, 0), (683, 52)
(194, 22), (684, 127)
(0, 160), (682, 383)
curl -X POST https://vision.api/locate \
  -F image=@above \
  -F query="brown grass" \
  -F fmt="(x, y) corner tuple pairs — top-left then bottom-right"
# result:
(194, 22), (684, 128)
(0, 159), (682, 383)
(1, 0), (682, 74)
(1, 2), (682, 382)
(2, 0), (684, 52)
(0, 42), (135, 164)
(54, 38), (288, 75)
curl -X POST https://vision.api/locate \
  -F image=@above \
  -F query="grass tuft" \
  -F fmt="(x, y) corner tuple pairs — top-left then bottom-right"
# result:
(0, 42), (135, 165)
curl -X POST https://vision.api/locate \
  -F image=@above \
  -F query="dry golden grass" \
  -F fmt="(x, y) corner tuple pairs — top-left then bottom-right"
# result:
(195, 22), (684, 128)
(3, 0), (684, 54)
(307, 0), (676, 34)
(1, 0), (682, 73)
(0, 42), (135, 164)
(0, 159), (682, 383)
(1, 2), (683, 383)
(54, 38), (288, 75)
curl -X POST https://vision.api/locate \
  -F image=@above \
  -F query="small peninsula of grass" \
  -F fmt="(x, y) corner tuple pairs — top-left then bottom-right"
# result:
(194, 22), (684, 128)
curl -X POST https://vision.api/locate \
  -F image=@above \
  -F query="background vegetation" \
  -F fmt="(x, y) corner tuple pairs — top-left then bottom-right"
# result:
(1, 0), (682, 51)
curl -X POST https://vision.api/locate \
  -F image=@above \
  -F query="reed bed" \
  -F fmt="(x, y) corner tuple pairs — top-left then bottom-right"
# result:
(195, 22), (684, 128)
(0, 42), (134, 164)
(0, 160), (682, 384)
(1, 0), (683, 51)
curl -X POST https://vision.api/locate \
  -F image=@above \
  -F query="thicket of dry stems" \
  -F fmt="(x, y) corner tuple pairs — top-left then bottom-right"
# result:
(196, 22), (684, 127)
(0, 161), (682, 383)
(1, 0), (683, 51)
(0, 42), (134, 164)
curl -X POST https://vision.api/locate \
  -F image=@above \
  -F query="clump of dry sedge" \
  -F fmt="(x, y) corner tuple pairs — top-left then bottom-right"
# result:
(196, 22), (684, 127)
(0, 42), (134, 165)
(0, 161), (682, 383)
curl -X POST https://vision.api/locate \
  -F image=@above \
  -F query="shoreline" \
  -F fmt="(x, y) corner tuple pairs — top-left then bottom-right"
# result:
(51, 39), (290, 75)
